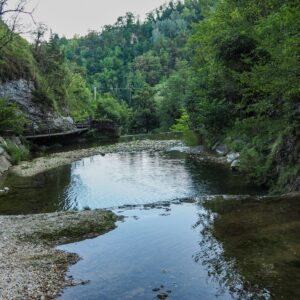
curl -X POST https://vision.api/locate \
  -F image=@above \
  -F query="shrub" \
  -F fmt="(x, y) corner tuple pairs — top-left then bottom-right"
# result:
(0, 98), (27, 135)
(4, 142), (30, 165)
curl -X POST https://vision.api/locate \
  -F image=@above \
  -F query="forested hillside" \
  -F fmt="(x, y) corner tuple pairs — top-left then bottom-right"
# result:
(0, 0), (299, 192)
(58, 0), (299, 192)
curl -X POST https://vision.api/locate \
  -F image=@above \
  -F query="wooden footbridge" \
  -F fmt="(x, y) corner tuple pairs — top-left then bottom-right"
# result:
(24, 119), (119, 144)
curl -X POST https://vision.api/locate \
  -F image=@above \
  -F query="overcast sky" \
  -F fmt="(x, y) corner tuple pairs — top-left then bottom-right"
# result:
(12, 0), (167, 38)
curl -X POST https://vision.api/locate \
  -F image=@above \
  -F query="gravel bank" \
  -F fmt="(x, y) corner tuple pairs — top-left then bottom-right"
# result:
(0, 209), (117, 299)
(12, 139), (181, 177)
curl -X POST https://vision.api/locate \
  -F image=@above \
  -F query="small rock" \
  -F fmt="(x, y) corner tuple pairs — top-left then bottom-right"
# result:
(231, 159), (240, 171)
(213, 144), (228, 156)
(0, 146), (5, 155)
(227, 152), (240, 163)
(157, 293), (168, 299)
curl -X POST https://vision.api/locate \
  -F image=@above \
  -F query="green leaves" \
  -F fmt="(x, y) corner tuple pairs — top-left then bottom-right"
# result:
(0, 98), (27, 135)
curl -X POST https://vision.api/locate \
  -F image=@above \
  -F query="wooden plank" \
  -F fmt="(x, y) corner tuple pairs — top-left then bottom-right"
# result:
(25, 128), (88, 140)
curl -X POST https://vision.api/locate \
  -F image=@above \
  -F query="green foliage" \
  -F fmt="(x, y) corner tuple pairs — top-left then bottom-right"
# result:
(131, 85), (159, 133)
(94, 94), (130, 131)
(66, 73), (93, 120)
(158, 60), (190, 129)
(4, 142), (30, 165)
(0, 98), (27, 134)
(186, 0), (300, 191)
(170, 109), (191, 132)
(0, 22), (37, 82)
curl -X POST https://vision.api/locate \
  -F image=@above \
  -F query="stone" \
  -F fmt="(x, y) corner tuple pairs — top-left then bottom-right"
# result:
(0, 146), (5, 155)
(227, 152), (240, 163)
(214, 144), (228, 156)
(0, 136), (6, 146)
(0, 155), (12, 174)
(10, 136), (22, 146)
(231, 159), (240, 171)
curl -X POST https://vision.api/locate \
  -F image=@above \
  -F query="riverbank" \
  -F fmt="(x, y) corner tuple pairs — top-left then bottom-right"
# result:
(0, 209), (117, 299)
(11, 139), (181, 177)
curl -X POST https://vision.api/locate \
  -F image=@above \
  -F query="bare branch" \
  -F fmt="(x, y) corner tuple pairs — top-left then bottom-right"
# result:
(0, 0), (37, 50)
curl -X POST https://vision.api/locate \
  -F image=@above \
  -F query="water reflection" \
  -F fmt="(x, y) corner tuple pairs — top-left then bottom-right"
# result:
(58, 204), (234, 300)
(0, 150), (263, 214)
(196, 196), (300, 300)
(0, 165), (72, 214)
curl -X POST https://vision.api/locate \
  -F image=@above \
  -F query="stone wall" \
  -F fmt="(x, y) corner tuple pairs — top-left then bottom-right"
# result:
(0, 79), (75, 134)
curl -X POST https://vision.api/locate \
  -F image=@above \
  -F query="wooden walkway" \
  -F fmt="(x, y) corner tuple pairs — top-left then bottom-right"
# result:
(25, 128), (89, 141)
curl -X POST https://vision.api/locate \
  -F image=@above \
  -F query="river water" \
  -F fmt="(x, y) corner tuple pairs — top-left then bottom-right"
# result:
(0, 141), (299, 299)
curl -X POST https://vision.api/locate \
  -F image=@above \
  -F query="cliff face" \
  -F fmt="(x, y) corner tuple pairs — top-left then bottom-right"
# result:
(0, 79), (75, 134)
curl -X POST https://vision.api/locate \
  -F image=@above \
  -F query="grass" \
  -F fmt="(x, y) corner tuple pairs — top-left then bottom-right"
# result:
(3, 142), (30, 165)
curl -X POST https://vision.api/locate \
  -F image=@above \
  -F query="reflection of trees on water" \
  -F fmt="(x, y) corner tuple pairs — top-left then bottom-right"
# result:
(0, 165), (72, 214)
(184, 155), (264, 196)
(193, 206), (271, 300)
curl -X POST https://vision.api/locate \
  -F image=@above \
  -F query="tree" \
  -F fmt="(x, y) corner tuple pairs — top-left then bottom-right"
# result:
(0, 0), (35, 50)
(0, 98), (26, 134)
(131, 85), (159, 133)
(94, 94), (130, 129)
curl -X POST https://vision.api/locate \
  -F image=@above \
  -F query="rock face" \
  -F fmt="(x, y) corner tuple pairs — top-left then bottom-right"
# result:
(0, 154), (11, 174)
(0, 79), (75, 134)
(0, 145), (11, 175)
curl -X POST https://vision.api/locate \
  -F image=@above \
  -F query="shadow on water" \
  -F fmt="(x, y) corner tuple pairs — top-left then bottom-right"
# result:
(197, 195), (300, 300)
(0, 165), (72, 215)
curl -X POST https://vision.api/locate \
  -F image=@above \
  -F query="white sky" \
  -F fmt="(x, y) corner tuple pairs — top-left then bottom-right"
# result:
(10, 0), (167, 38)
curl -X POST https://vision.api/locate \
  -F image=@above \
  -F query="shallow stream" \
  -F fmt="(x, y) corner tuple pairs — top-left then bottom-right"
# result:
(0, 141), (299, 299)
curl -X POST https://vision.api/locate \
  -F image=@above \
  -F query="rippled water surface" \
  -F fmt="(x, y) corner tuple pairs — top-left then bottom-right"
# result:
(1, 144), (298, 300)
(58, 204), (233, 300)
(0, 149), (261, 214)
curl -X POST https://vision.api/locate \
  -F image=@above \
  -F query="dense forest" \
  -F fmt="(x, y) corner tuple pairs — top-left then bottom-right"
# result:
(0, 0), (299, 193)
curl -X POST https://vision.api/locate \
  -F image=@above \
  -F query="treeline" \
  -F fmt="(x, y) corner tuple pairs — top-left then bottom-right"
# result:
(59, 0), (299, 191)
(57, 0), (202, 130)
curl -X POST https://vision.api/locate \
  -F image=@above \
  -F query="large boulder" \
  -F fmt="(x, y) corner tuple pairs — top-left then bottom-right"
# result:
(0, 155), (11, 174)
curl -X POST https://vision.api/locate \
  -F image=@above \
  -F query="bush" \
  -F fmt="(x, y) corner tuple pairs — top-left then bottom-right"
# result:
(198, 99), (233, 134)
(0, 98), (27, 135)
(93, 94), (130, 131)
(170, 110), (191, 132)
(4, 142), (30, 165)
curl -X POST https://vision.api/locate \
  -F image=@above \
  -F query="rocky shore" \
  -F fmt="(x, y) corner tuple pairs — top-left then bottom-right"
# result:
(12, 139), (181, 177)
(0, 209), (117, 299)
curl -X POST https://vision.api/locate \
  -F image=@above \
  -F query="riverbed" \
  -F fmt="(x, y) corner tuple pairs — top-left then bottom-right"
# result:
(0, 139), (299, 299)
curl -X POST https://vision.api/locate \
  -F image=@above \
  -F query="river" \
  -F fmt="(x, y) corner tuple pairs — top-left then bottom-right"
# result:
(0, 139), (299, 299)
